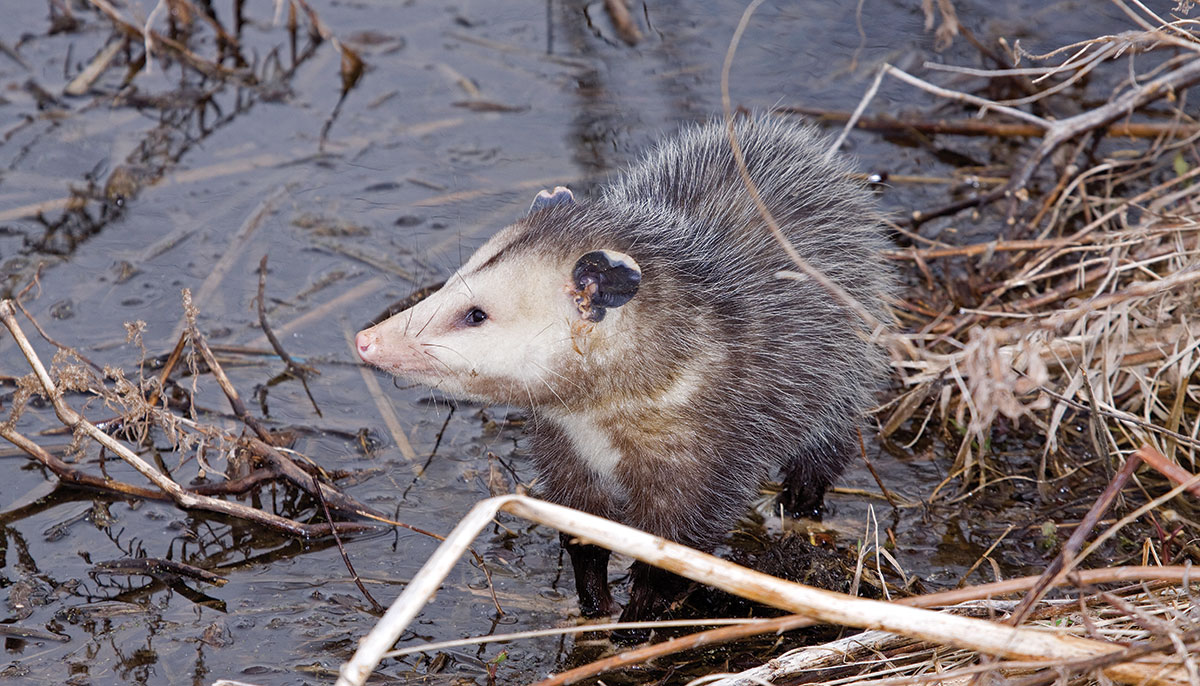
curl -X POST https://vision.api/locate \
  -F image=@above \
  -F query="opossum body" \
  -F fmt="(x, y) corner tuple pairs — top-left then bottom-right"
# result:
(356, 116), (892, 622)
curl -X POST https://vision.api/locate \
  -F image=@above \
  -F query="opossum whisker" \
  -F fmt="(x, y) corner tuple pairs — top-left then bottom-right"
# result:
(454, 270), (474, 299)
(528, 321), (558, 342)
(419, 348), (454, 375)
(529, 361), (572, 412)
(415, 301), (446, 338)
(421, 342), (472, 367)
(502, 376), (520, 410)
(518, 376), (536, 411)
(529, 359), (584, 393)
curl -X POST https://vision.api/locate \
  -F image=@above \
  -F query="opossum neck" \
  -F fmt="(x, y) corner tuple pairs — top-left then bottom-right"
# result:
(542, 354), (716, 480)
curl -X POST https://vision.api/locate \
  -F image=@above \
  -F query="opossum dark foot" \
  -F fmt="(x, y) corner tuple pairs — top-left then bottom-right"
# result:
(611, 562), (691, 644)
(779, 458), (838, 520)
(779, 478), (829, 520)
(780, 438), (857, 518)
(562, 534), (617, 617)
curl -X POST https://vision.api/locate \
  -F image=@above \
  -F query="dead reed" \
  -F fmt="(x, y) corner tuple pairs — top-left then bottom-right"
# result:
(878, 8), (1200, 507)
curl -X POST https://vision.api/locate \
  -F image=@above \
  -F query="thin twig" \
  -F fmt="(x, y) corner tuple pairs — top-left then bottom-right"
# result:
(0, 299), (366, 538)
(313, 474), (384, 613)
(1009, 447), (1144, 625)
(720, 0), (882, 332)
(257, 255), (323, 417)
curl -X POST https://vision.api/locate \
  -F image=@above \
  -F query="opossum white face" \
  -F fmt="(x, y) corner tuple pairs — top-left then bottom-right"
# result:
(355, 191), (642, 406)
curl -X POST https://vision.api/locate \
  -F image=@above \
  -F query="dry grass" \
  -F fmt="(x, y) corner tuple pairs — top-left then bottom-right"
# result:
(880, 11), (1200, 504)
(707, 580), (1200, 686)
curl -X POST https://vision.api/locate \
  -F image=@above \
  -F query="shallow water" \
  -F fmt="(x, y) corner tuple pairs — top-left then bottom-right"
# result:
(0, 1), (1143, 684)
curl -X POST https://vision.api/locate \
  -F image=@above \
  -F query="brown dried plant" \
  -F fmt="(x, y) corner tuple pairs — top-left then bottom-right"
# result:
(881, 10), (1200, 498)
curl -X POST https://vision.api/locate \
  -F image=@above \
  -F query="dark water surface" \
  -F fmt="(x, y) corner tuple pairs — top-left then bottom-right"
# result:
(0, 1), (1140, 684)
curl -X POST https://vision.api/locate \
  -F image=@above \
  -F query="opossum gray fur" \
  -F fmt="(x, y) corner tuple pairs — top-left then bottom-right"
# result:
(356, 115), (893, 623)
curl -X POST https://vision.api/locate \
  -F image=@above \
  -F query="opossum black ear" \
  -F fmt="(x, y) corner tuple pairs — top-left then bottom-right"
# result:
(572, 250), (641, 322)
(529, 186), (575, 213)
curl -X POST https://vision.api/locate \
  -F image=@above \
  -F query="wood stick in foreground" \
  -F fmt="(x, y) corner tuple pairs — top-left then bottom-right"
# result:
(335, 494), (1191, 686)
(380, 565), (1197, 686)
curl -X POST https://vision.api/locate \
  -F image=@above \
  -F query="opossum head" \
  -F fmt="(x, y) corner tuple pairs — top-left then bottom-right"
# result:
(355, 189), (642, 406)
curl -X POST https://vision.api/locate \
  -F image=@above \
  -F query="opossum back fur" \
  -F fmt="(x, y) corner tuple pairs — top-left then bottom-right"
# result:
(497, 115), (893, 549)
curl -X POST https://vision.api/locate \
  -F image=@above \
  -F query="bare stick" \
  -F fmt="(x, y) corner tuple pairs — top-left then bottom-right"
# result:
(64, 38), (125, 96)
(0, 300), (363, 538)
(256, 255), (322, 417)
(338, 495), (510, 686)
(1008, 448), (1143, 625)
(92, 556), (227, 586)
(603, 0), (641, 45)
(857, 427), (900, 509)
(881, 64), (1050, 128)
(0, 425), (167, 501)
(531, 615), (815, 686)
(335, 495), (1192, 686)
(183, 291), (274, 446)
(313, 474), (384, 613)
(12, 298), (103, 375)
(827, 64), (885, 158)
(147, 331), (187, 409)
(1137, 444), (1200, 498)
(721, 0), (882, 332)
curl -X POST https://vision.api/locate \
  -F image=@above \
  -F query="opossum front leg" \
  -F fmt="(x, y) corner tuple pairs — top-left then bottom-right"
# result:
(529, 423), (623, 617)
(618, 561), (690, 625)
(780, 437), (855, 518)
(612, 462), (720, 636)
(561, 533), (617, 617)
(780, 476), (828, 519)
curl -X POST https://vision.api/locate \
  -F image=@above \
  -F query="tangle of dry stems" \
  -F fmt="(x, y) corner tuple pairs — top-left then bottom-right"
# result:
(880, 10), (1200, 496)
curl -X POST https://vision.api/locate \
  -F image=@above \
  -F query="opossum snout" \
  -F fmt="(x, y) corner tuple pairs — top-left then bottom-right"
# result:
(355, 325), (415, 370)
(355, 328), (382, 365)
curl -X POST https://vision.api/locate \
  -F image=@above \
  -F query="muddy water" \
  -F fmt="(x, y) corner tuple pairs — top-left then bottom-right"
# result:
(0, 1), (1139, 684)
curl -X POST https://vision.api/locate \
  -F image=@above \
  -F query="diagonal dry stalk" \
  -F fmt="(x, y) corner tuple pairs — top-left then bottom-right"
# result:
(335, 494), (1197, 686)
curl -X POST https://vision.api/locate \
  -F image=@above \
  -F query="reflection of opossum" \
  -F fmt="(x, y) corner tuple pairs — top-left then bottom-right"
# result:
(356, 116), (893, 623)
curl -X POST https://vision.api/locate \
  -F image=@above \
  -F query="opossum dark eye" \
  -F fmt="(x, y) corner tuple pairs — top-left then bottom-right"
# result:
(464, 307), (488, 326)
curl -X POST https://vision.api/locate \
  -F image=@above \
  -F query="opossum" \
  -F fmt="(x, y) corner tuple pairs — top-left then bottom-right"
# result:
(355, 115), (892, 623)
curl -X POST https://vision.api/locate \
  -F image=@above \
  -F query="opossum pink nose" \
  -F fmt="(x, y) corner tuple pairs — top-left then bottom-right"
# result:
(355, 329), (378, 363)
